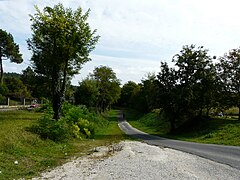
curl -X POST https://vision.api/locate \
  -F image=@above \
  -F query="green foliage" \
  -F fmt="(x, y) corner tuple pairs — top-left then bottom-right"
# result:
(21, 66), (52, 99)
(75, 66), (121, 112)
(28, 3), (99, 120)
(151, 45), (217, 131)
(0, 29), (23, 84)
(119, 81), (140, 108)
(62, 104), (95, 139)
(35, 102), (53, 114)
(31, 114), (70, 142)
(91, 66), (121, 112)
(126, 109), (240, 146)
(31, 103), (106, 141)
(0, 109), (125, 179)
(74, 78), (99, 107)
(62, 103), (97, 124)
(125, 109), (170, 135)
(217, 47), (240, 120)
(4, 77), (31, 98)
(74, 118), (94, 138)
(4, 72), (21, 79)
(0, 83), (9, 96)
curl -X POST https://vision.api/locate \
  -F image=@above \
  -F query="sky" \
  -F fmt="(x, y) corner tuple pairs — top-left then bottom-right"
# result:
(1, 0), (240, 85)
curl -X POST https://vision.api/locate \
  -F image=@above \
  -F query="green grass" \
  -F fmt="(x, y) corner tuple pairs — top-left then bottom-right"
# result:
(171, 117), (240, 146)
(124, 109), (240, 146)
(95, 110), (128, 142)
(124, 109), (170, 135)
(0, 109), (126, 180)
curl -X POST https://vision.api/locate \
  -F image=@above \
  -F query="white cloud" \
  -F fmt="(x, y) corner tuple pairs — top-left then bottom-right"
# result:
(71, 54), (160, 86)
(1, 0), (240, 84)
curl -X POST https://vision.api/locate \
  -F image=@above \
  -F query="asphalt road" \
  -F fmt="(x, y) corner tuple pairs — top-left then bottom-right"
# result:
(118, 111), (240, 170)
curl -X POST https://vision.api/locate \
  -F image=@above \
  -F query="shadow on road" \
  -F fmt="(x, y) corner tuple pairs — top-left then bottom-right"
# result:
(117, 110), (240, 170)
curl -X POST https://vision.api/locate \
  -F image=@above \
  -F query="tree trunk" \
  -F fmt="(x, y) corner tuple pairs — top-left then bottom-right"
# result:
(238, 104), (240, 121)
(51, 39), (68, 120)
(0, 49), (3, 85)
(52, 92), (62, 120)
(52, 66), (67, 120)
(51, 66), (62, 120)
(206, 107), (210, 117)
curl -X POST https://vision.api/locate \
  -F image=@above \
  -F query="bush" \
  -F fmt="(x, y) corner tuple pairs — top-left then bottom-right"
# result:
(0, 84), (9, 96)
(76, 118), (94, 138)
(35, 102), (53, 114)
(62, 104), (95, 139)
(31, 114), (70, 142)
(31, 103), (100, 141)
(0, 94), (7, 105)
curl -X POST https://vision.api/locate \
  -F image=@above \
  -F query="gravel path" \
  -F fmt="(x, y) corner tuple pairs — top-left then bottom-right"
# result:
(33, 141), (240, 180)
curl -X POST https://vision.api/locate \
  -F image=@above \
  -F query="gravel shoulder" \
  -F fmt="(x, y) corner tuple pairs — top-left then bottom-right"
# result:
(33, 140), (240, 180)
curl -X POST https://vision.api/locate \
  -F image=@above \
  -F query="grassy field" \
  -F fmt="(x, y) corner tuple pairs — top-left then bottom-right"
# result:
(0, 109), (126, 180)
(124, 109), (240, 146)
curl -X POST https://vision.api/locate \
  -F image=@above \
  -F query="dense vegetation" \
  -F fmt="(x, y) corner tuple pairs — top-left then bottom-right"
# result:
(0, 29), (22, 84)
(119, 45), (240, 131)
(0, 109), (125, 179)
(0, 2), (239, 178)
(27, 3), (99, 120)
(124, 108), (240, 146)
(75, 66), (121, 112)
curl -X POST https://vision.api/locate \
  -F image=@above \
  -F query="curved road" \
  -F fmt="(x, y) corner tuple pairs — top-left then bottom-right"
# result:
(118, 111), (240, 170)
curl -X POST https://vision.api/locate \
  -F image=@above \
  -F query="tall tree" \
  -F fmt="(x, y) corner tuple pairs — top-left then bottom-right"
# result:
(172, 45), (213, 116)
(74, 78), (99, 107)
(0, 29), (23, 84)
(119, 81), (139, 107)
(4, 77), (31, 99)
(27, 4), (99, 120)
(21, 66), (36, 94)
(91, 66), (121, 112)
(141, 73), (160, 111)
(21, 66), (54, 99)
(157, 62), (178, 131)
(156, 45), (215, 131)
(217, 48), (240, 120)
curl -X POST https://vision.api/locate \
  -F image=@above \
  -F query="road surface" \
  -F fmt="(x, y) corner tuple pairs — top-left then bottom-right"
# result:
(118, 111), (240, 170)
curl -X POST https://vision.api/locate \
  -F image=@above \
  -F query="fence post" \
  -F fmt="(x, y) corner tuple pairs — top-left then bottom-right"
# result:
(7, 98), (10, 106)
(23, 98), (26, 106)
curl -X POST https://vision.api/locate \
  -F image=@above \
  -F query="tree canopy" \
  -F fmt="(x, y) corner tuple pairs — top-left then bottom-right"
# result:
(91, 66), (121, 112)
(75, 66), (121, 112)
(0, 29), (23, 84)
(217, 48), (240, 120)
(27, 3), (99, 119)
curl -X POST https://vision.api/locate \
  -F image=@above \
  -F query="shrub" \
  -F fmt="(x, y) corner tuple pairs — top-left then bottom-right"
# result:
(62, 104), (95, 139)
(35, 102), (53, 114)
(76, 118), (94, 138)
(31, 103), (99, 141)
(31, 114), (70, 142)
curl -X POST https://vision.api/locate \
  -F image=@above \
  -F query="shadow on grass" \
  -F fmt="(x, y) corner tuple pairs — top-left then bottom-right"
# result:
(94, 134), (134, 141)
(122, 108), (240, 145)
(174, 117), (239, 134)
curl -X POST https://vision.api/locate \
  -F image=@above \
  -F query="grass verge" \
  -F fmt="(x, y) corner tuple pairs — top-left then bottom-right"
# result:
(124, 109), (240, 146)
(0, 109), (126, 179)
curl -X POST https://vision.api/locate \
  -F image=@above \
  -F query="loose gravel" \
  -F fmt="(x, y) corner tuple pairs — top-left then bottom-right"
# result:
(33, 141), (240, 180)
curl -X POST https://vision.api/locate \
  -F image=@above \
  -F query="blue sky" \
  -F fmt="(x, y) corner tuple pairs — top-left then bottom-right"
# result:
(1, 0), (240, 85)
